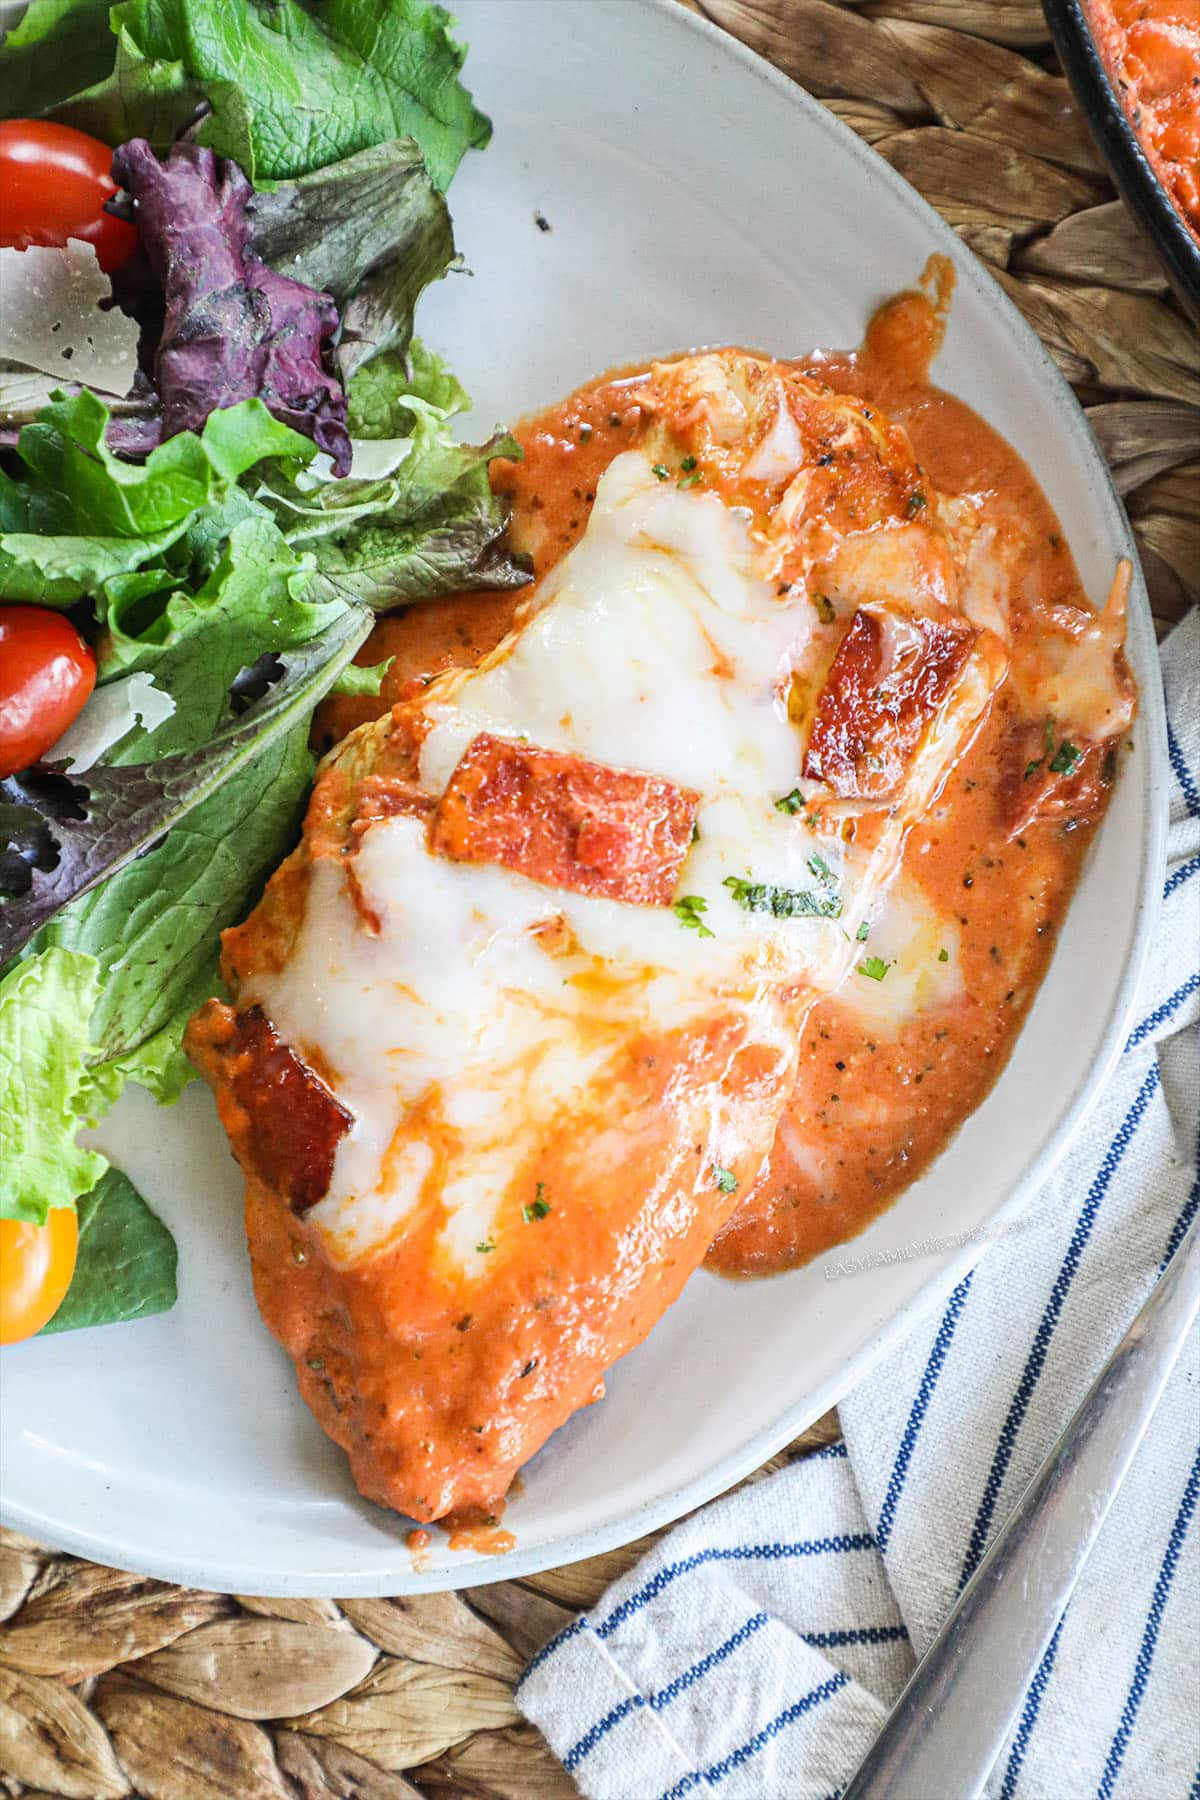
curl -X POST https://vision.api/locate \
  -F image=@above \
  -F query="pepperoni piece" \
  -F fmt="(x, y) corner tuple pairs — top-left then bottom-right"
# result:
(186, 1002), (351, 1215)
(803, 607), (977, 800)
(430, 733), (699, 905)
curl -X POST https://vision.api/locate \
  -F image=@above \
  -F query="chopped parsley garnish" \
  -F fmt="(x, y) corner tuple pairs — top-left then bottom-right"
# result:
(856, 920), (871, 942)
(680, 455), (698, 472)
(1049, 740), (1083, 775)
(858, 955), (891, 981)
(807, 851), (834, 884)
(905, 489), (927, 517)
(723, 873), (841, 920)
(1028, 718), (1084, 780)
(774, 788), (805, 815)
(810, 592), (836, 624)
(711, 1165), (738, 1194)
(690, 820), (701, 845)
(674, 894), (714, 938)
(937, 947), (949, 962)
(652, 463), (669, 480)
(677, 471), (702, 488)
(522, 1185), (552, 1223)
(476, 1238), (496, 1254)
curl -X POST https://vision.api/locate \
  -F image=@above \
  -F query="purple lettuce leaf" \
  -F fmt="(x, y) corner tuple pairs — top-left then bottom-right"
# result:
(110, 139), (352, 474)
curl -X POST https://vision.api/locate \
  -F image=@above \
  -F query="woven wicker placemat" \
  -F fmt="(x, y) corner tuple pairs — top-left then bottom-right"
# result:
(1, 3), (1196, 1796)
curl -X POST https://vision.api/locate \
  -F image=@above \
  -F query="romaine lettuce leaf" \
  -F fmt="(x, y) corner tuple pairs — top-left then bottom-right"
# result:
(0, 948), (108, 1223)
(92, 992), (202, 1105)
(46, 723), (315, 1064)
(46, 0), (490, 191)
(39, 1167), (178, 1334)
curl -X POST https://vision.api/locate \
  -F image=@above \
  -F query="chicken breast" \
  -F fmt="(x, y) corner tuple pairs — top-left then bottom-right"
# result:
(186, 350), (1006, 1522)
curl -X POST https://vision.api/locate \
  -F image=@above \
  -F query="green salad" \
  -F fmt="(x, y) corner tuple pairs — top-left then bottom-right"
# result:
(0, 0), (527, 1338)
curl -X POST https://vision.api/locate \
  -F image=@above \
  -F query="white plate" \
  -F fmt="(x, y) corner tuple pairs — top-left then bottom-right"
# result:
(0, 0), (1167, 1595)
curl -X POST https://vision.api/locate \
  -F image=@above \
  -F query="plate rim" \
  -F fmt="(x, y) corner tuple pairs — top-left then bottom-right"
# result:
(0, 0), (1170, 1595)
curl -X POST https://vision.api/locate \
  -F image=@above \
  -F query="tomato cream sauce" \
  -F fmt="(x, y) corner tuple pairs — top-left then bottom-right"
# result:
(1087, 0), (1200, 240)
(314, 269), (1130, 1292)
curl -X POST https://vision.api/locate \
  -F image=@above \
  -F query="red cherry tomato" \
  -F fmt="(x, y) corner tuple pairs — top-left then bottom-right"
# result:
(0, 606), (97, 778)
(0, 119), (138, 274)
(0, 1209), (79, 1345)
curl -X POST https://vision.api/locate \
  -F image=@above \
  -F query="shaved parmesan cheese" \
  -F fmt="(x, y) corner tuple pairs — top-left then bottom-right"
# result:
(50, 673), (176, 772)
(0, 359), (65, 421)
(0, 241), (138, 402)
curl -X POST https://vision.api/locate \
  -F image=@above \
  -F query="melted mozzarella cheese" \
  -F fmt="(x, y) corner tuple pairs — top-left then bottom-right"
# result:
(419, 452), (877, 982)
(249, 453), (956, 1268)
(845, 872), (964, 1028)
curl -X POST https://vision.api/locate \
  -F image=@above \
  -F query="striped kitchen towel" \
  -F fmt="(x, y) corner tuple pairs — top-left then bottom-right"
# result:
(517, 606), (1200, 1800)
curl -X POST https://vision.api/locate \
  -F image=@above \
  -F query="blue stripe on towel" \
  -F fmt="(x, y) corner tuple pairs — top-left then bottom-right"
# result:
(657, 1672), (851, 1798)
(650, 1612), (769, 1712)
(1097, 1444), (1200, 1800)
(516, 1616), (586, 1691)
(1161, 1122), (1200, 1272)
(876, 1274), (974, 1554)
(1167, 722), (1200, 818)
(595, 1536), (876, 1640)
(1124, 972), (1200, 1051)
(998, 1615), (1065, 1800)
(801, 1625), (909, 1650)
(1165, 854), (1199, 900)
(563, 1693), (645, 1772)
(960, 1063), (1160, 1588)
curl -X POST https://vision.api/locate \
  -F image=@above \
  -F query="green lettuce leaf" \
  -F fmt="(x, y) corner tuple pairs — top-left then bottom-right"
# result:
(247, 141), (456, 381)
(330, 656), (393, 698)
(346, 337), (468, 439)
(101, 513), (343, 709)
(19, 487), (371, 1054)
(254, 348), (529, 607)
(0, 0), (118, 119)
(304, 418), (529, 608)
(48, 0), (490, 190)
(40, 1167), (178, 1334)
(46, 722), (316, 1062)
(0, 392), (313, 605)
(44, 24), (257, 180)
(92, 994), (202, 1105)
(0, 948), (107, 1224)
(3, 601), (371, 968)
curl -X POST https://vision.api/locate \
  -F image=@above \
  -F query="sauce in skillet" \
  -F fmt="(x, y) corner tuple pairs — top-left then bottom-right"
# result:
(1087, 0), (1200, 240)
(315, 268), (1133, 1284)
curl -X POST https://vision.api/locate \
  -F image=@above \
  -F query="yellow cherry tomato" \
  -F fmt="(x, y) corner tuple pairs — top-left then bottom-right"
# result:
(0, 1209), (78, 1344)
